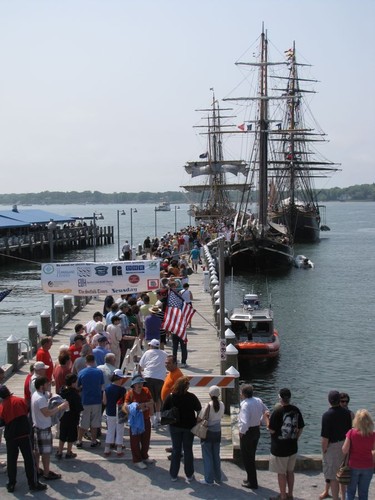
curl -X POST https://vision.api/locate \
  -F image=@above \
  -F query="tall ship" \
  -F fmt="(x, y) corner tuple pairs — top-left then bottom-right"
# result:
(181, 92), (248, 223)
(226, 29), (294, 270)
(268, 43), (340, 242)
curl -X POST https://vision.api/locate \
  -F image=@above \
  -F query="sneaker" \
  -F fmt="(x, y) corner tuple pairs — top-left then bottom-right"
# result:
(143, 458), (155, 464)
(90, 440), (100, 448)
(186, 475), (195, 482)
(171, 476), (178, 482)
(65, 452), (77, 459)
(29, 482), (47, 491)
(180, 363), (188, 368)
(135, 461), (147, 470)
(165, 447), (173, 453)
(55, 451), (63, 460)
(199, 479), (214, 485)
(76, 442), (83, 449)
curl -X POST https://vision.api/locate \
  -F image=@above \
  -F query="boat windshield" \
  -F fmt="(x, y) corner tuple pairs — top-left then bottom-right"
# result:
(252, 321), (271, 336)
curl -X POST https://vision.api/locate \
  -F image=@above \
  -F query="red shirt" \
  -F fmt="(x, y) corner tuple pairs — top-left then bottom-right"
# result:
(125, 387), (152, 420)
(0, 395), (28, 423)
(347, 428), (375, 469)
(24, 373), (33, 407)
(68, 344), (82, 363)
(36, 347), (53, 381)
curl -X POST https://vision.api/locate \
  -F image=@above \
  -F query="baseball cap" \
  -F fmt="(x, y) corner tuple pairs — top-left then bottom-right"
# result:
(148, 339), (160, 348)
(34, 361), (49, 370)
(209, 385), (220, 397)
(113, 369), (126, 379)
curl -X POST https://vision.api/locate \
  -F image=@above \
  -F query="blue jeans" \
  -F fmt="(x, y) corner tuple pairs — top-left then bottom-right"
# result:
(201, 433), (222, 484)
(346, 468), (373, 500)
(169, 426), (194, 479)
(172, 335), (187, 364)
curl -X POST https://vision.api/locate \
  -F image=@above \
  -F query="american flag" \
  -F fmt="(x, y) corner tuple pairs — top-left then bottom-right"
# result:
(162, 290), (195, 341)
(0, 289), (12, 302)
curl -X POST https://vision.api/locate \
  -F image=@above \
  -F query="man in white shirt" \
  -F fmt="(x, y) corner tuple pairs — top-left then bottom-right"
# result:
(31, 376), (69, 481)
(138, 339), (168, 428)
(238, 384), (269, 490)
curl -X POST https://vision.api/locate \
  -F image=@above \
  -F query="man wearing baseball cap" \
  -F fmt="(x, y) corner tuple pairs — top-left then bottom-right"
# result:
(139, 339), (168, 429)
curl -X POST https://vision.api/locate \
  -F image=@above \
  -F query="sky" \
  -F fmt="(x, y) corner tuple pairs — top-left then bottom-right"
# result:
(0, 0), (374, 194)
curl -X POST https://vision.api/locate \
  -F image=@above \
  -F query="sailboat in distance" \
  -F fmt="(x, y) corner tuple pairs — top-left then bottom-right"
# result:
(225, 28), (294, 271)
(181, 91), (248, 223)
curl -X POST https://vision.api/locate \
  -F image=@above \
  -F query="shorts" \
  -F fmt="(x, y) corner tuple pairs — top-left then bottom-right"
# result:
(144, 377), (163, 403)
(323, 441), (344, 480)
(80, 404), (102, 429)
(59, 417), (79, 443)
(160, 333), (166, 344)
(269, 453), (297, 474)
(34, 427), (53, 455)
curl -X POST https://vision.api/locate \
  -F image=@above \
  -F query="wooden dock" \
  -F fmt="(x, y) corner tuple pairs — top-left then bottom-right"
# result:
(2, 270), (235, 462)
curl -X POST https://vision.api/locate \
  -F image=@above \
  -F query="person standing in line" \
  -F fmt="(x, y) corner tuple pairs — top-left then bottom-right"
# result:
(321, 390), (352, 500)
(268, 388), (305, 500)
(124, 375), (154, 470)
(138, 339), (168, 429)
(106, 315), (122, 367)
(198, 385), (225, 486)
(342, 409), (375, 500)
(76, 355), (104, 449)
(161, 376), (201, 483)
(31, 376), (69, 481)
(0, 386), (47, 493)
(320, 391), (355, 500)
(180, 283), (193, 328)
(36, 337), (54, 383)
(56, 373), (83, 459)
(238, 384), (269, 490)
(103, 370), (127, 457)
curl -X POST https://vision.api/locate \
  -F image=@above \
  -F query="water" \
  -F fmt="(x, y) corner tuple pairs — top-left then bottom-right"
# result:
(1, 201), (374, 453)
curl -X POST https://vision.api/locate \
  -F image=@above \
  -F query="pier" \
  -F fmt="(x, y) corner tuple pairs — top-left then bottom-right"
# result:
(1, 253), (359, 499)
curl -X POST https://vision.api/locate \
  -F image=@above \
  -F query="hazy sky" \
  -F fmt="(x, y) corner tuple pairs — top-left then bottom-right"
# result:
(0, 0), (373, 194)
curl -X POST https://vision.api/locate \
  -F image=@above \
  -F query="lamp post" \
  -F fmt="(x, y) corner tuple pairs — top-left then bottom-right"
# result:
(47, 219), (57, 333)
(93, 212), (104, 262)
(117, 209), (126, 259)
(130, 208), (138, 256)
(174, 205), (180, 234)
(154, 207), (157, 238)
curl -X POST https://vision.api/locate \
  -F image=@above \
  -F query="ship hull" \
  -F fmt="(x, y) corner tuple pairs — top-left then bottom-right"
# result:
(270, 207), (320, 243)
(229, 237), (293, 271)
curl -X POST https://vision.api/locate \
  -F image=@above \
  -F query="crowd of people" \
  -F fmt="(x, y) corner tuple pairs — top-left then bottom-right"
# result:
(1, 228), (374, 497)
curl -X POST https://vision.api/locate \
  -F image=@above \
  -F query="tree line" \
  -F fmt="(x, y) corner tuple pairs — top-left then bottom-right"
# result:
(0, 184), (374, 206)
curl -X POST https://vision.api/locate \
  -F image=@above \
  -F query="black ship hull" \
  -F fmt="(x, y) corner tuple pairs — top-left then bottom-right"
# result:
(229, 236), (294, 271)
(270, 207), (321, 243)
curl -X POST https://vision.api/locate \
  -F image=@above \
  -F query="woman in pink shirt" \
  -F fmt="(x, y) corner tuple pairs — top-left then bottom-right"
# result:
(342, 409), (375, 500)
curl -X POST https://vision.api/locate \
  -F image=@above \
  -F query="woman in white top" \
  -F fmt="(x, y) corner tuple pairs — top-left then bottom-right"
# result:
(198, 385), (225, 485)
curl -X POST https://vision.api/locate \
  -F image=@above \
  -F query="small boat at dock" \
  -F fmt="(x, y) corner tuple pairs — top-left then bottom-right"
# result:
(294, 254), (314, 269)
(229, 293), (280, 365)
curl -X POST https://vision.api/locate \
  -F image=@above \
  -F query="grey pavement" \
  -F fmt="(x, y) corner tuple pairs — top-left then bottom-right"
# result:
(0, 455), (361, 500)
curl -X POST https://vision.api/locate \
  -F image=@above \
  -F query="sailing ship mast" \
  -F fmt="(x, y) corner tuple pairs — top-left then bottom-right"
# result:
(269, 42), (341, 241)
(224, 27), (294, 270)
(181, 91), (248, 221)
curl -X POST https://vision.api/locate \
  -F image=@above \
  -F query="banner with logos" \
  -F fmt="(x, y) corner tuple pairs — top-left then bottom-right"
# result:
(41, 260), (160, 296)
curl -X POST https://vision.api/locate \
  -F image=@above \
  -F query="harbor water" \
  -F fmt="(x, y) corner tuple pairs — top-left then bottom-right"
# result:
(1, 201), (374, 453)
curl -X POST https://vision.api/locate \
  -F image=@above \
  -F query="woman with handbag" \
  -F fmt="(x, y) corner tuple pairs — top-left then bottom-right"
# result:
(342, 409), (375, 500)
(198, 385), (225, 485)
(161, 376), (201, 482)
